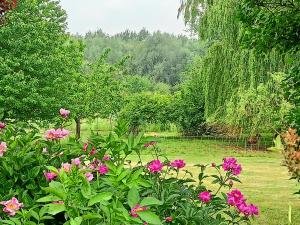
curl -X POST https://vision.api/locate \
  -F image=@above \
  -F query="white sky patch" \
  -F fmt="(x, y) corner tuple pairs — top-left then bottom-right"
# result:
(59, 0), (188, 35)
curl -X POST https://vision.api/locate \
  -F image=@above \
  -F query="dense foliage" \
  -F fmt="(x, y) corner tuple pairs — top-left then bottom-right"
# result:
(0, 112), (259, 224)
(178, 0), (297, 135)
(83, 29), (202, 85)
(0, 0), (83, 121)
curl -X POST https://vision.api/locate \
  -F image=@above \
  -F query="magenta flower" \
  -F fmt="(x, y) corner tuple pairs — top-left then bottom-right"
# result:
(99, 164), (109, 175)
(247, 204), (259, 216)
(222, 157), (242, 175)
(198, 191), (212, 203)
(44, 172), (57, 181)
(147, 159), (164, 173)
(0, 142), (7, 157)
(170, 159), (186, 169)
(85, 172), (94, 181)
(130, 204), (147, 218)
(237, 202), (259, 217)
(59, 108), (70, 118)
(102, 155), (111, 161)
(0, 197), (23, 216)
(44, 129), (70, 141)
(71, 158), (81, 166)
(83, 143), (89, 152)
(227, 189), (245, 206)
(0, 122), (6, 129)
(90, 146), (97, 155)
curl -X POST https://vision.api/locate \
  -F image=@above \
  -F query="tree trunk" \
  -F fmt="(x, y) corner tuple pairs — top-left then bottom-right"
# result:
(75, 117), (81, 140)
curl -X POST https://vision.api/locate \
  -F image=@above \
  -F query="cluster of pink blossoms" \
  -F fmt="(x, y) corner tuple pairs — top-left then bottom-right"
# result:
(0, 142), (7, 157)
(0, 197), (23, 216)
(227, 189), (259, 217)
(147, 159), (186, 173)
(222, 157), (242, 175)
(44, 129), (70, 141)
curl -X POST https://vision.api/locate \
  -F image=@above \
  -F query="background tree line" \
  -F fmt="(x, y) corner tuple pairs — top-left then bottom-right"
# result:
(1, 0), (298, 139)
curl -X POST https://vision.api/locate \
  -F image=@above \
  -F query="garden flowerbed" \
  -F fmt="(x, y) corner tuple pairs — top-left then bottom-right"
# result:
(0, 109), (258, 225)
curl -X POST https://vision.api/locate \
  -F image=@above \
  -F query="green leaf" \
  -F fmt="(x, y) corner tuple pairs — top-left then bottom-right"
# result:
(1, 220), (16, 225)
(127, 186), (140, 208)
(140, 197), (162, 206)
(43, 204), (66, 215)
(29, 166), (40, 179)
(82, 213), (102, 220)
(42, 181), (67, 200)
(36, 195), (62, 203)
(70, 217), (83, 225)
(137, 211), (161, 225)
(29, 209), (40, 221)
(88, 192), (112, 206)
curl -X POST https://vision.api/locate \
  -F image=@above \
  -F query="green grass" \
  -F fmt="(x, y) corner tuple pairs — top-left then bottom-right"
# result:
(72, 119), (300, 224)
(130, 138), (300, 225)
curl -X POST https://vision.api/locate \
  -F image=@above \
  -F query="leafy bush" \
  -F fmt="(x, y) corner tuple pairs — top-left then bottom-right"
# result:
(0, 110), (259, 225)
(120, 93), (173, 134)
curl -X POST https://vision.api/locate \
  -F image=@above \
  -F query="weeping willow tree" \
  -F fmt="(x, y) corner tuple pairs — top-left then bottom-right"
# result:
(179, 0), (293, 135)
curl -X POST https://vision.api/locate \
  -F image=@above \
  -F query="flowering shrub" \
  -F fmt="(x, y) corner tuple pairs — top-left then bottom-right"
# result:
(0, 110), (259, 224)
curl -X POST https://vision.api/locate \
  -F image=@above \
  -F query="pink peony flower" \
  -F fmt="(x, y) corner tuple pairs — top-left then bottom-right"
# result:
(102, 155), (111, 161)
(71, 158), (81, 166)
(83, 143), (89, 152)
(44, 172), (57, 181)
(85, 172), (94, 181)
(0, 122), (6, 129)
(0, 197), (23, 216)
(98, 164), (109, 175)
(144, 141), (157, 148)
(170, 159), (186, 169)
(130, 204), (147, 218)
(45, 129), (70, 141)
(237, 202), (259, 217)
(222, 157), (242, 175)
(59, 108), (70, 118)
(247, 204), (259, 216)
(0, 142), (7, 157)
(198, 191), (212, 203)
(227, 189), (245, 206)
(61, 163), (72, 172)
(165, 216), (173, 222)
(147, 159), (163, 173)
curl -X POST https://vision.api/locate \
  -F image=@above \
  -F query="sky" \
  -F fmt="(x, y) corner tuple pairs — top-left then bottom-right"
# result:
(59, 0), (187, 36)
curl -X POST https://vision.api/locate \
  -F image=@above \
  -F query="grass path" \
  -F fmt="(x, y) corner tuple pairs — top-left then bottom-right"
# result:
(131, 138), (300, 225)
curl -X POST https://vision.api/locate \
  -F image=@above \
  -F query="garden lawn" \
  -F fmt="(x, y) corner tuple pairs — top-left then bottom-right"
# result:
(131, 138), (300, 225)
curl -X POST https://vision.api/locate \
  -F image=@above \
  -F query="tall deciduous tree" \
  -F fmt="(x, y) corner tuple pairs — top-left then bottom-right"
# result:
(0, 0), (83, 121)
